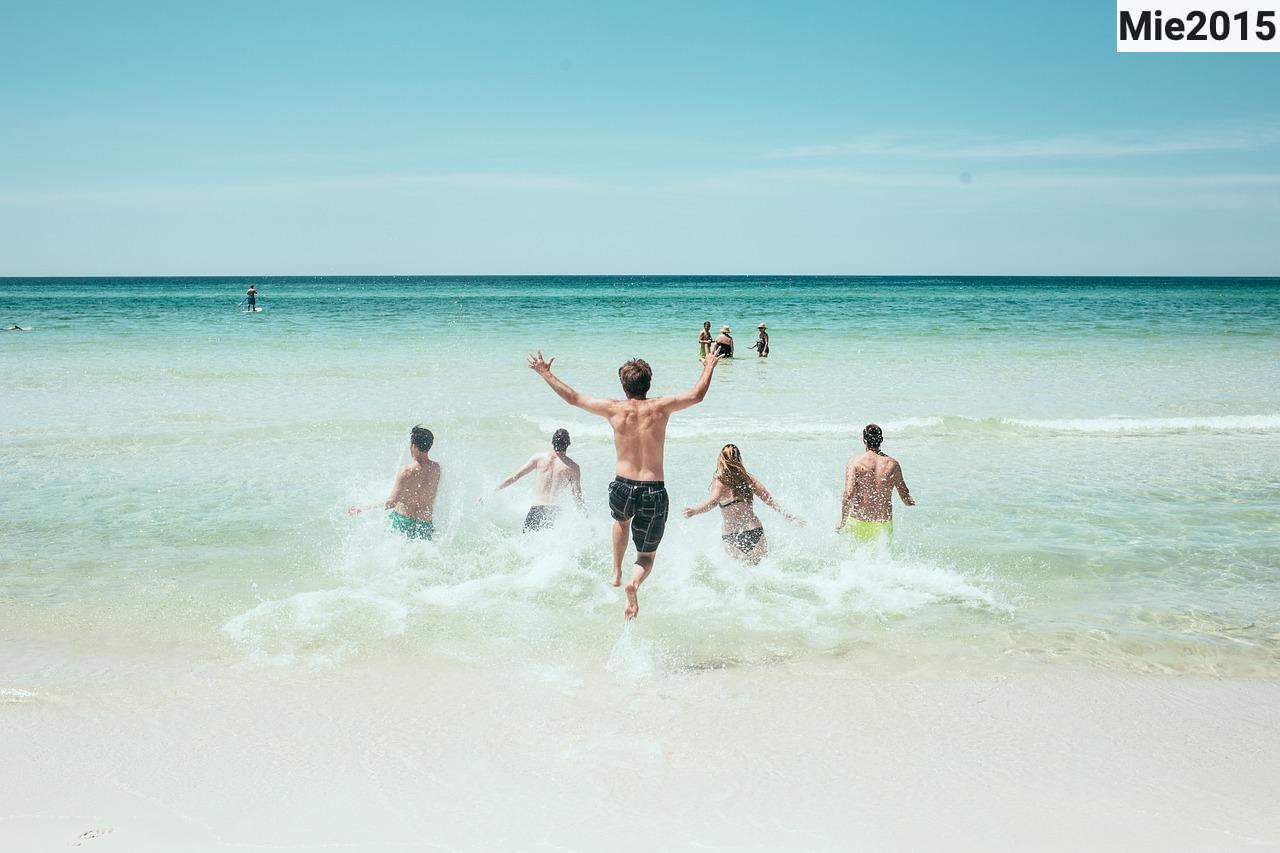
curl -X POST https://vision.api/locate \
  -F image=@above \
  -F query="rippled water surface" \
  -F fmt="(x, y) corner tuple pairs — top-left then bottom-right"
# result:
(2, 276), (1278, 676)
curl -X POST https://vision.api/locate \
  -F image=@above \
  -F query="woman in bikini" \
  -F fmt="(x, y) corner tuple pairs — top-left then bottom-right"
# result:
(682, 444), (803, 564)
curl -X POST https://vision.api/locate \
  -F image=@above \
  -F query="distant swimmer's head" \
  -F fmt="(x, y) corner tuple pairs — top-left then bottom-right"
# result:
(863, 423), (883, 451)
(618, 358), (652, 399)
(552, 428), (571, 452)
(410, 424), (435, 456)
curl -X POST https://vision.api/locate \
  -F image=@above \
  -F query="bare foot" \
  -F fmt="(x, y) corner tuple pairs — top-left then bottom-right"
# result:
(624, 583), (639, 620)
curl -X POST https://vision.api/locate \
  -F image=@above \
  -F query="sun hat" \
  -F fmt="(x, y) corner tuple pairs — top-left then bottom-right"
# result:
(757, 322), (767, 329)
(720, 325), (731, 334)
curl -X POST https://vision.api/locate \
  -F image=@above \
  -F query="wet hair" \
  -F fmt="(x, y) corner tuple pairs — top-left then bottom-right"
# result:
(716, 444), (754, 501)
(863, 423), (883, 450)
(410, 425), (434, 453)
(552, 428), (570, 452)
(618, 358), (652, 399)
(703, 321), (711, 329)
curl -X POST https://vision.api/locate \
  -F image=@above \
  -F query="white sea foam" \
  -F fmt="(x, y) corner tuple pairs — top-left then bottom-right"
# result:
(222, 500), (1005, 672)
(1004, 414), (1280, 434)
(520, 412), (1280, 440)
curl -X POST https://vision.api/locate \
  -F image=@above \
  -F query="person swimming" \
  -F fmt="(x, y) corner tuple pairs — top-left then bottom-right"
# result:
(698, 321), (713, 360)
(838, 423), (914, 543)
(348, 425), (442, 540)
(713, 325), (734, 358)
(496, 428), (586, 532)
(683, 444), (802, 564)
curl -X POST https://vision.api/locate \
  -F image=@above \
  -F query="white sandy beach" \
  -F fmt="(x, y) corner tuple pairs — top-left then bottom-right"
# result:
(4, 644), (1279, 852)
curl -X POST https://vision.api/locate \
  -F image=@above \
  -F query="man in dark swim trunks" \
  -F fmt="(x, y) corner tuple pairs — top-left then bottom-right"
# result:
(528, 349), (723, 619)
(496, 428), (586, 532)
(246, 285), (257, 311)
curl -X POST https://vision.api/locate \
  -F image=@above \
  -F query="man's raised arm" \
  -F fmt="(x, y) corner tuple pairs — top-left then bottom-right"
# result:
(660, 352), (721, 413)
(894, 464), (915, 506)
(527, 351), (614, 417)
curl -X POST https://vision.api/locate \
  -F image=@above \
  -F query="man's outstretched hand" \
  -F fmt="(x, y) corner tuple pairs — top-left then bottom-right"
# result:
(527, 350), (555, 375)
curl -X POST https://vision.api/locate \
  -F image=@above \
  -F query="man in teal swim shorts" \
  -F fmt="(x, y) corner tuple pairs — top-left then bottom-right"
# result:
(349, 425), (441, 540)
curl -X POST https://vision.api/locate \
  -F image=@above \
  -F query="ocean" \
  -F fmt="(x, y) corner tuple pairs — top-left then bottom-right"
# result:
(4, 275), (1278, 678)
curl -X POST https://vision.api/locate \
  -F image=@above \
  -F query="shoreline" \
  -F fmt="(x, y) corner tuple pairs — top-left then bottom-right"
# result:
(4, 653), (1279, 851)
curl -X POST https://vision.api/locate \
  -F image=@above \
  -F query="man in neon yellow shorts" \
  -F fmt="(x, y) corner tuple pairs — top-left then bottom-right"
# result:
(838, 423), (914, 542)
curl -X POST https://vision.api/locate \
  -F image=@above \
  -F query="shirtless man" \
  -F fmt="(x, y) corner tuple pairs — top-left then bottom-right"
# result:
(348, 425), (441, 540)
(496, 428), (586, 531)
(245, 285), (258, 311)
(838, 423), (914, 542)
(527, 349), (722, 619)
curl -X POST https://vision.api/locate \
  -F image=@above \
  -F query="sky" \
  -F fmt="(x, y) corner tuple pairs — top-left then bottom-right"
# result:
(1, 0), (1278, 275)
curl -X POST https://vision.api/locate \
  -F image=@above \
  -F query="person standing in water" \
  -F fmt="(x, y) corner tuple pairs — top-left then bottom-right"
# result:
(713, 325), (734, 358)
(752, 323), (770, 358)
(496, 428), (586, 531)
(527, 349), (722, 619)
(698, 321), (714, 360)
(683, 444), (803, 564)
(838, 423), (914, 542)
(348, 425), (441, 540)
(245, 284), (258, 311)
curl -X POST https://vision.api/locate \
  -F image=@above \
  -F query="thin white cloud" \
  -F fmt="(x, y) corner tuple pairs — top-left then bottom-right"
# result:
(0, 172), (603, 207)
(769, 126), (1280, 160)
(657, 167), (1280, 194)
(2, 166), (1278, 209)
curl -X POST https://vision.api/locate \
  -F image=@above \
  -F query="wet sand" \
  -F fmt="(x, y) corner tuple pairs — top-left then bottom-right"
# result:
(4, 653), (1279, 851)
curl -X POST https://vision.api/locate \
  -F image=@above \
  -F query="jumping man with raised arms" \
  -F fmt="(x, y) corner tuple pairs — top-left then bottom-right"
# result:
(527, 349), (723, 619)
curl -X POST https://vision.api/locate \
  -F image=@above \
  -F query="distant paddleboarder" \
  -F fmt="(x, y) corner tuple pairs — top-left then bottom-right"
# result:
(245, 285), (258, 311)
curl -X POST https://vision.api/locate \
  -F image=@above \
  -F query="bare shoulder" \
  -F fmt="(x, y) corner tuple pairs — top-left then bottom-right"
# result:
(564, 455), (581, 471)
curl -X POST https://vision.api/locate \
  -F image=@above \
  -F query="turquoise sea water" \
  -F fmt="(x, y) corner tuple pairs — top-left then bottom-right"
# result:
(2, 277), (1279, 676)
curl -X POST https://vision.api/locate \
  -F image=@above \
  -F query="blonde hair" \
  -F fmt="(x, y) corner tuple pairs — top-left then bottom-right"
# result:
(715, 444), (754, 501)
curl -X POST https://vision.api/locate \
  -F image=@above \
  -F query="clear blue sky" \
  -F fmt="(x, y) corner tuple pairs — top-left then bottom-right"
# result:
(2, 0), (1277, 275)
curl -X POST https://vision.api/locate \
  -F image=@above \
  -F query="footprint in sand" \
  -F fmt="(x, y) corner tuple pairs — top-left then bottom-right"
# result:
(73, 827), (113, 846)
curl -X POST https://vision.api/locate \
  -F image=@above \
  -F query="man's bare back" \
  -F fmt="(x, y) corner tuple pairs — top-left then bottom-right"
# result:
(604, 398), (674, 481)
(348, 425), (441, 540)
(497, 429), (587, 520)
(844, 451), (908, 522)
(527, 451), (580, 504)
(839, 423), (913, 531)
(389, 459), (441, 521)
